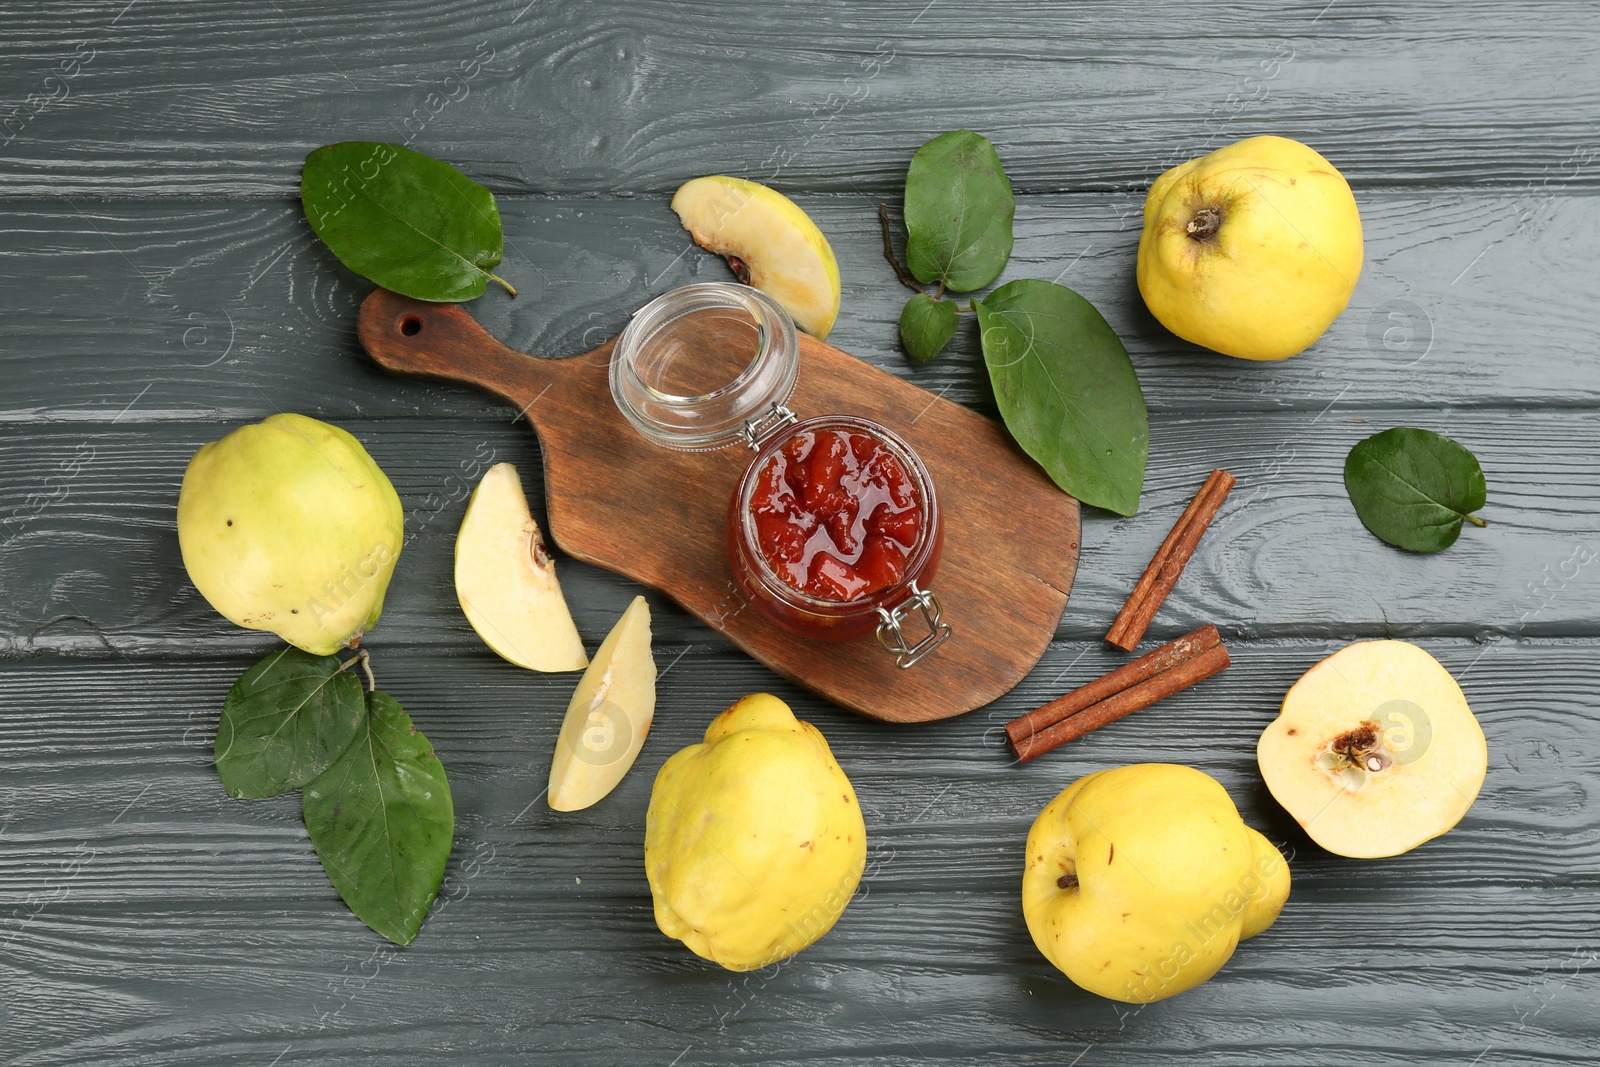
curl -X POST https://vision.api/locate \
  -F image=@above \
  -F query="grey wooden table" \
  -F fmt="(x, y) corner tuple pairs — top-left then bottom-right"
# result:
(3, 2), (1598, 1064)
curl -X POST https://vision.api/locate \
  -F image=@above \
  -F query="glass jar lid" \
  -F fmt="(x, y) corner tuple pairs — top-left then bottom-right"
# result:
(610, 282), (800, 452)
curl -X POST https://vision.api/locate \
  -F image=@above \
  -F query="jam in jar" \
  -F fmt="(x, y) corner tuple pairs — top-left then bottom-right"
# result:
(729, 415), (945, 647)
(748, 425), (923, 601)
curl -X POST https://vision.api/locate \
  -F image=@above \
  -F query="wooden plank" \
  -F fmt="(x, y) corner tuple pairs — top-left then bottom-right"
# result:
(0, 638), (1591, 895)
(1, 409), (1595, 656)
(2, 1), (1598, 197)
(0, 639), (1594, 1063)
(2, 193), (1596, 420)
(0, 892), (1593, 1065)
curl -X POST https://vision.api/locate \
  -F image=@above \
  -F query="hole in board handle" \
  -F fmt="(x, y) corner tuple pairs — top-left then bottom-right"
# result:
(399, 314), (423, 337)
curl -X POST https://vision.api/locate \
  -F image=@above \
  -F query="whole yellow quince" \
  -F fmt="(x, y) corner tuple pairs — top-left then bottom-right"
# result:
(1137, 135), (1363, 360)
(1022, 763), (1289, 1003)
(177, 413), (404, 655)
(644, 693), (866, 971)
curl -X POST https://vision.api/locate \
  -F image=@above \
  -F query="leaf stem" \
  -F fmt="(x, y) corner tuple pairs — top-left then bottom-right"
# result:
(340, 648), (377, 692)
(1464, 513), (1487, 527)
(488, 272), (519, 298)
(876, 202), (924, 294)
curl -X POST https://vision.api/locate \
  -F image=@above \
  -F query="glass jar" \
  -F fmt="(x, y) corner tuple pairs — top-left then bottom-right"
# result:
(611, 282), (951, 667)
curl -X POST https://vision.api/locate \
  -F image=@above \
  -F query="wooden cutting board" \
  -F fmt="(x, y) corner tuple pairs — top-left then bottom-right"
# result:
(357, 288), (1079, 722)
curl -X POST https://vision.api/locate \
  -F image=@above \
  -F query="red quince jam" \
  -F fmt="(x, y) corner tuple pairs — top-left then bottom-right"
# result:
(748, 427), (923, 601)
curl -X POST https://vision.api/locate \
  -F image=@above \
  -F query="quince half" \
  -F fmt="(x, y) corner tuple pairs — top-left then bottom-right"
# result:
(645, 694), (865, 971)
(671, 175), (841, 339)
(177, 413), (403, 655)
(1137, 135), (1363, 360)
(1022, 763), (1289, 1003)
(1258, 640), (1487, 858)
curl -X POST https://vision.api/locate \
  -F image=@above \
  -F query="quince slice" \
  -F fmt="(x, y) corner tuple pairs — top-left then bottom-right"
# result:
(1257, 640), (1487, 858)
(454, 462), (587, 672)
(547, 595), (656, 811)
(671, 175), (841, 339)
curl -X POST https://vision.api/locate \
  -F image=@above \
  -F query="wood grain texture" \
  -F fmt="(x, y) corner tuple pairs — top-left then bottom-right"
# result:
(0, 639), (1595, 1065)
(356, 289), (1079, 721)
(2, 1), (1599, 197)
(2, 192), (1596, 421)
(2, 893), (1592, 1066)
(3, 0), (1598, 1061)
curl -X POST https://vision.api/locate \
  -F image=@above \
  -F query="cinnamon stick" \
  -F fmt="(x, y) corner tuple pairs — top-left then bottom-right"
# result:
(1105, 469), (1235, 652)
(1008, 641), (1230, 762)
(1005, 625), (1221, 752)
(1004, 627), (1228, 767)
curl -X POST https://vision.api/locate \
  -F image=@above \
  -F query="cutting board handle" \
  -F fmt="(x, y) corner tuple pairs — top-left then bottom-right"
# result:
(357, 289), (576, 415)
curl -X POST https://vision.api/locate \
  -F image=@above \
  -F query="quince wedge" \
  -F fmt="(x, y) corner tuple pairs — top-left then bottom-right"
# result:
(547, 595), (655, 812)
(177, 413), (403, 655)
(455, 462), (588, 672)
(1022, 763), (1289, 1003)
(671, 175), (841, 339)
(644, 693), (865, 971)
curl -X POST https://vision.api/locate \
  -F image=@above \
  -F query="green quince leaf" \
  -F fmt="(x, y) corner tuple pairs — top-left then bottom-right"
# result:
(975, 279), (1149, 516)
(904, 130), (1015, 293)
(215, 648), (366, 800)
(303, 692), (454, 946)
(1344, 427), (1487, 553)
(899, 293), (960, 362)
(300, 141), (511, 302)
